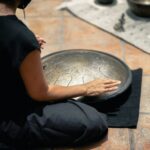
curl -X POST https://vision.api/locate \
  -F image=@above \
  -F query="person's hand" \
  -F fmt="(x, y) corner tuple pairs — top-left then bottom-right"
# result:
(84, 79), (121, 96)
(36, 35), (46, 49)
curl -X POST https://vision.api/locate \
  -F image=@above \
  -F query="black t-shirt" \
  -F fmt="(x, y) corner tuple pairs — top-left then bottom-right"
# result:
(0, 15), (40, 124)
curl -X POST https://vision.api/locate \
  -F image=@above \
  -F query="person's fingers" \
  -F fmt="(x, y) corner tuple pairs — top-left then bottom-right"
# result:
(104, 86), (118, 92)
(104, 82), (121, 88)
(40, 38), (46, 44)
(39, 40), (46, 45)
(39, 40), (46, 49)
(38, 36), (46, 42)
(35, 35), (46, 44)
(103, 79), (121, 84)
(90, 78), (120, 83)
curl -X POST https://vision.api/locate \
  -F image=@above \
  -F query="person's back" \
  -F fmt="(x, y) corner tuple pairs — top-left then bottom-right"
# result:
(0, 15), (40, 124)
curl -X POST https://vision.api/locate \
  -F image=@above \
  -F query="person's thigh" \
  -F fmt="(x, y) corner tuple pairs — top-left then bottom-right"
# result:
(23, 100), (108, 148)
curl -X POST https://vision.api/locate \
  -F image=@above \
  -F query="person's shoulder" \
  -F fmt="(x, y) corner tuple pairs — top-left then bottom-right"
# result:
(1, 16), (35, 43)
(5, 16), (33, 38)
(13, 18), (39, 46)
(15, 20), (35, 38)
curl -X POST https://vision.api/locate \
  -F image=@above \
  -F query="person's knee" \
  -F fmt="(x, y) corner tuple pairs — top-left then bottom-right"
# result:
(88, 112), (108, 139)
(72, 102), (108, 146)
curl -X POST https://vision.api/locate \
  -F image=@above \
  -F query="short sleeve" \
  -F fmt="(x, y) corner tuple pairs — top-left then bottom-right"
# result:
(8, 27), (41, 69)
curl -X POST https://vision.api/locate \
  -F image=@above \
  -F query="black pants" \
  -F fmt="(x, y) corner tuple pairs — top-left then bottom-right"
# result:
(0, 100), (108, 149)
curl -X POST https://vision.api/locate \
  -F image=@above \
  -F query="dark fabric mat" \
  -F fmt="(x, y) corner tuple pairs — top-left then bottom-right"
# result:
(84, 68), (143, 128)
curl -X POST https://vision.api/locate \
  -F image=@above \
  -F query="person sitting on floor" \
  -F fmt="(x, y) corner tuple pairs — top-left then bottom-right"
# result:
(0, 0), (121, 149)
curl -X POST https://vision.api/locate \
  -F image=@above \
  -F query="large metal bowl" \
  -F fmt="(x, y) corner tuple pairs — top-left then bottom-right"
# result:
(127, 0), (150, 17)
(42, 49), (132, 101)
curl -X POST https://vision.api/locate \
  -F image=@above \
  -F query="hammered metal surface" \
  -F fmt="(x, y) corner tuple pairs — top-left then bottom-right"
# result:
(42, 49), (132, 101)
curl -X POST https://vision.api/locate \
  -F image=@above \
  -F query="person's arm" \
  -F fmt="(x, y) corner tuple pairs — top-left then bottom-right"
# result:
(19, 50), (121, 102)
